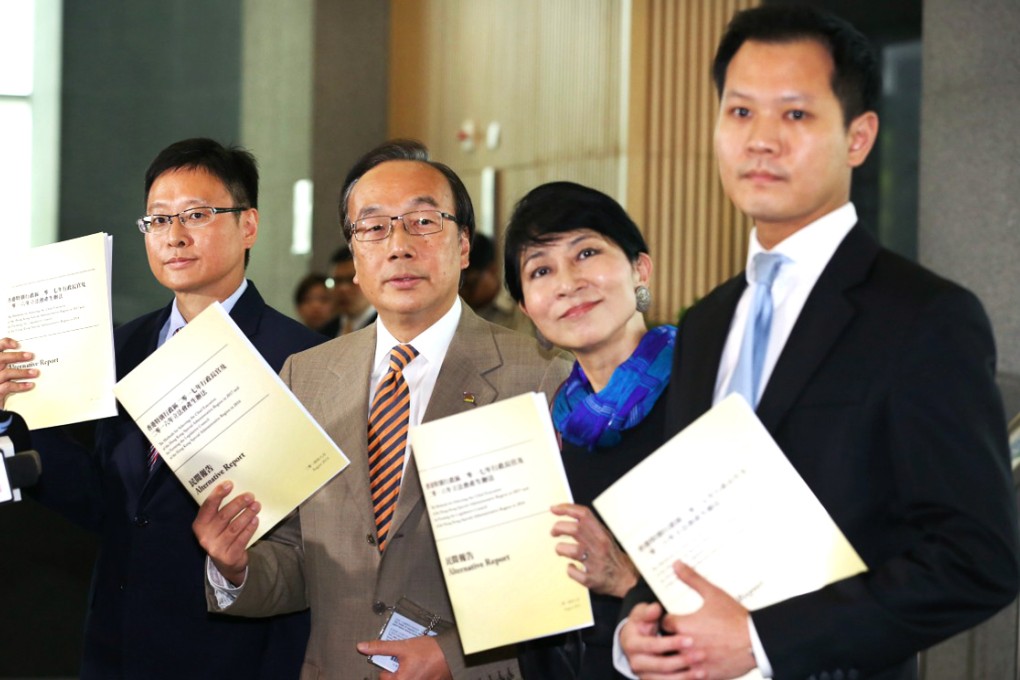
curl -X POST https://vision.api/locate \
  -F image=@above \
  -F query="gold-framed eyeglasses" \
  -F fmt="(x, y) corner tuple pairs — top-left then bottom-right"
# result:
(349, 210), (456, 242)
(136, 206), (248, 234)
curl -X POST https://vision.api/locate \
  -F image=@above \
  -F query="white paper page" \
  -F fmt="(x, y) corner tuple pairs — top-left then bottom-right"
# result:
(2, 233), (116, 428)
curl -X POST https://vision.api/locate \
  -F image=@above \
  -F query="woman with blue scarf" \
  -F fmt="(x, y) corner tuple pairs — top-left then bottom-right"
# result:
(503, 181), (676, 680)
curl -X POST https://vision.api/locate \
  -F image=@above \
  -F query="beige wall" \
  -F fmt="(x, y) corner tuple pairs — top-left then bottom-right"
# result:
(241, 0), (315, 314)
(389, 0), (627, 286)
(389, 0), (756, 325)
(628, 0), (756, 322)
(240, 0), (391, 314)
(309, 0), (391, 275)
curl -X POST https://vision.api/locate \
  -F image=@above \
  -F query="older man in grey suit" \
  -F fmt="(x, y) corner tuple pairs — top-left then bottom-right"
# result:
(193, 140), (569, 679)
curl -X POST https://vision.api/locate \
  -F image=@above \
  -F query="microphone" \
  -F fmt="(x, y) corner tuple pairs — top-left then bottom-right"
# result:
(0, 411), (42, 503)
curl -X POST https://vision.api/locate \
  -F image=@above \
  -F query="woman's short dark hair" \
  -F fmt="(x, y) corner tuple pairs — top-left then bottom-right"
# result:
(503, 181), (648, 303)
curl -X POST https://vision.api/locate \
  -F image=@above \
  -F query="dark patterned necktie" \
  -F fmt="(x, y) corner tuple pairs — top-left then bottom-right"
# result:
(367, 344), (418, 552)
(148, 324), (185, 471)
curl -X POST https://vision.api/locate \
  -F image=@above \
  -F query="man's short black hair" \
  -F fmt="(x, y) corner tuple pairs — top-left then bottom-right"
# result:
(338, 139), (475, 243)
(712, 5), (880, 126)
(503, 181), (648, 304)
(467, 233), (496, 274)
(144, 137), (259, 209)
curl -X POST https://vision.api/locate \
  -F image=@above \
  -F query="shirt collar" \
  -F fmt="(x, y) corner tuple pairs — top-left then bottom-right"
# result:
(162, 279), (249, 344)
(746, 203), (857, 282)
(373, 297), (462, 370)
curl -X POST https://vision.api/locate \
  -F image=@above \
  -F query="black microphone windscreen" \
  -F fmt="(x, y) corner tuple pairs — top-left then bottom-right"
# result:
(6, 451), (41, 489)
(0, 411), (31, 452)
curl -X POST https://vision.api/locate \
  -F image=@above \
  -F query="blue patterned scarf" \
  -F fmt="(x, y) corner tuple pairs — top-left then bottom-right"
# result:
(553, 324), (677, 450)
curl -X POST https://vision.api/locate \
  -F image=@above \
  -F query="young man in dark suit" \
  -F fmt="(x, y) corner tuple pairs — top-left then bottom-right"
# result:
(617, 7), (1020, 680)
(0, 138), (324, 678)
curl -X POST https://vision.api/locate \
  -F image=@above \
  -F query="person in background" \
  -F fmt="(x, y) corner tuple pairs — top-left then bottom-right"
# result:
(0, 138), (323, 678)
(502, 181), (674, 679)
(317, 244), (376, 337)
(293, 273), (334, 329)
(617, 6), (1019, 679)
(462, 231), (534, 335)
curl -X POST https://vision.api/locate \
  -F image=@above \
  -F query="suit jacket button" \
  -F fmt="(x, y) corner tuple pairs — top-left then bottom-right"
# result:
(372, 600), (387, 615)
(133, 515), (149, 527)
(366, 533), (376, 545)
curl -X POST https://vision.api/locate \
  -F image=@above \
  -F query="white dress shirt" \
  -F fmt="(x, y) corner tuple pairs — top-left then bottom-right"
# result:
(159, 279), (248, 345)
(613, 203), (859, 679)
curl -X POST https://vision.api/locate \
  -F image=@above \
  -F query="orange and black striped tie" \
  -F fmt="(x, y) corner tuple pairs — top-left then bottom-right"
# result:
(367, 344), (418, 552)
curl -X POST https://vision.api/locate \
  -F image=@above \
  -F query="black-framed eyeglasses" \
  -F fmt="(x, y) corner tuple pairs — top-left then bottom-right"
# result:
(349, 210), (457, 242)
(137, 206), (248, 234)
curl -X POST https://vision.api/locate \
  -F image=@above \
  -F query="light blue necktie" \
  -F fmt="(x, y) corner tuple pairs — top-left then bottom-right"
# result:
(729, 252), (788, 408)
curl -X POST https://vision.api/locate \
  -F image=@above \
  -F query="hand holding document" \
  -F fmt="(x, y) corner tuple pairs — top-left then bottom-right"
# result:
(409, 392), (593, 655)
(113, 303), (349, 546)
(1, 233), (116, 428)
(595, 395), (865, 677)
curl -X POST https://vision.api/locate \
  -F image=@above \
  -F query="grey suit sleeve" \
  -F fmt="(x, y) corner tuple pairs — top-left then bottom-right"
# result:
(206, 507), (309, 616)
(205, 355), (310, 617)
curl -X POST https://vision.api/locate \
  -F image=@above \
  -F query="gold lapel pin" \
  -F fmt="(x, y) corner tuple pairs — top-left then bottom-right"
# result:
(462, 392), (476, 405)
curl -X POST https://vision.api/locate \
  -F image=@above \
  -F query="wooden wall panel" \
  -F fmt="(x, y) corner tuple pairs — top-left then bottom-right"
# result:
(628, 0), (757, 323)
(389, 0), (625, 250)
(390, 0), (758, 325)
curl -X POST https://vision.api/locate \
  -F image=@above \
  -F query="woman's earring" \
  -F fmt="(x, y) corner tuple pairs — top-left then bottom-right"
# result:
(635, 285), (652, 313)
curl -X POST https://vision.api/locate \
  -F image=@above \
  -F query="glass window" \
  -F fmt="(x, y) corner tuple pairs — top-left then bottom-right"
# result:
(0, 1), (35, 96)
(0, 100), (33, 250)
(0, 0), (57, 252)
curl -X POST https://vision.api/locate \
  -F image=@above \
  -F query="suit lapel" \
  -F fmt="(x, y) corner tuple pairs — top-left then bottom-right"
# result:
(670, 276), (745, 433)
(125, 305), (171, 508)
(227, 280), (265, 339)
(390, 310), (499, 540)
(325, 328), (378, 536)
(756, 227), (878, 432)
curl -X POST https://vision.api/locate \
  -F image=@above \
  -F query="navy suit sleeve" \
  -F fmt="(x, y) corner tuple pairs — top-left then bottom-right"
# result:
(28, 425), (106, 531)
(754, 286), (1020, 677)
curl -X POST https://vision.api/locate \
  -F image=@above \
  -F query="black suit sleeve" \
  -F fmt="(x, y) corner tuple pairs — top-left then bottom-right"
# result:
(754, 286), (1020, 677)
(620, 579), (657, 622)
